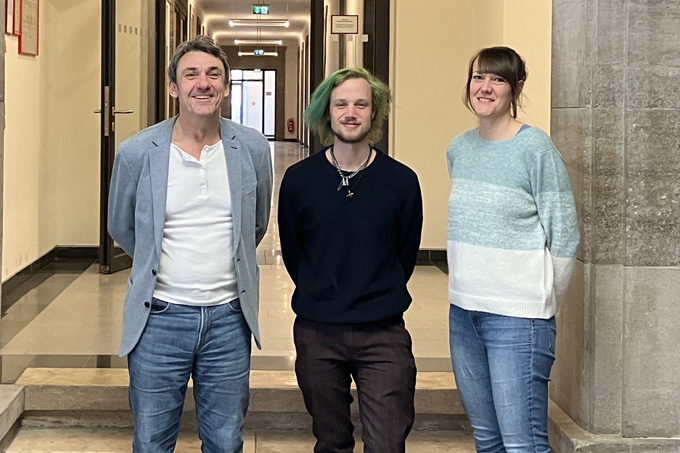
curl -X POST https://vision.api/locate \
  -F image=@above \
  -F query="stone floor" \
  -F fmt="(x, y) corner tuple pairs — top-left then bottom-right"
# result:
(6, 428), (475, 452)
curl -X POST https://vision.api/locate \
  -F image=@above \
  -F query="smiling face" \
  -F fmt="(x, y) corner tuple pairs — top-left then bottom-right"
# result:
(468, 58), (518, 121)
(169, 51), (229, 119)
(329, 77), (374, 145)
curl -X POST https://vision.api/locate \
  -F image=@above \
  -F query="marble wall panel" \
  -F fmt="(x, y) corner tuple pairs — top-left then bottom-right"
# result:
(596, 0), (626, 66)
(628, 0), (680, 67)
(552, 0), (592, 109)
(592, 108), (624, 265)
(622, 267), (680, 437)
(551, 108), (592, 263)
(551, 260), (589, 429)
(552, 0), (589, 68)
(590, 265), (623, 434)
(593, 66), (624, 109)
(627, 67), (680, 110)
(625, 110), (680, 267)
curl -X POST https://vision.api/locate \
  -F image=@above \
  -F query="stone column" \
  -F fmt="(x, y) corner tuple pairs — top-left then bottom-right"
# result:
(550, 0), (680, 446)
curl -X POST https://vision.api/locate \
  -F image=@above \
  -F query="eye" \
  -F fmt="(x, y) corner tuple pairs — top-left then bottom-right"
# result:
(184, 71), (198, 79)
(334, 102), (347, 108)
(492, 76), (507, 84)
(209, 71), (222, 79)
(471, 74), (483, 81)
(356, 102), (368, 109)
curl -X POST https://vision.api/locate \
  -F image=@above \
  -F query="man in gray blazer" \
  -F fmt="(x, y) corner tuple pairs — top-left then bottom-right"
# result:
(108, 36), (272, 452)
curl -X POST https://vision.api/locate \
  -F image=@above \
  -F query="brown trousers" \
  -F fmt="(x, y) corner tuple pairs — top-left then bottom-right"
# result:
(293, 316), (417, 453)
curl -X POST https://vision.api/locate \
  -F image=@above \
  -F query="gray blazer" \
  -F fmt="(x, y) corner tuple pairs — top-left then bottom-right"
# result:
(108, 116), (272, 357)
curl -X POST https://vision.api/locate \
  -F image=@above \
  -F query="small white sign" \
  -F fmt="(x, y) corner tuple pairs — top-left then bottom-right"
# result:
(331, 15), (359, 34)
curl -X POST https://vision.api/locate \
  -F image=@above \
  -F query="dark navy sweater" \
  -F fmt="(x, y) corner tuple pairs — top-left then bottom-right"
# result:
(277, 149), (423, 324)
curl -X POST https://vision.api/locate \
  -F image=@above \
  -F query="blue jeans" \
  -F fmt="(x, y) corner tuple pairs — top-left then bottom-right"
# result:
(449, 304), (556, 453)
(128, 298), (251, 453)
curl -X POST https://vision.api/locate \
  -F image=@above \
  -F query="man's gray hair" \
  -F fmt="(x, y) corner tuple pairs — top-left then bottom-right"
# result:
(167, 35), (230, 84)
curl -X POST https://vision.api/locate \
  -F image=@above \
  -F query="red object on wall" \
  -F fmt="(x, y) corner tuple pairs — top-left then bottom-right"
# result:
(287, 118), (295, 133)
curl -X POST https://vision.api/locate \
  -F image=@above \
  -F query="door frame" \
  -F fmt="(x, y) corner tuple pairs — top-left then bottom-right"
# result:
(98, 0), (165, 274)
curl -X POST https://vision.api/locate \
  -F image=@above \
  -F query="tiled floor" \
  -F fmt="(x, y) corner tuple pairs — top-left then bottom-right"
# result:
(7, 428), (475, 452)
(0, 141), (460, 451)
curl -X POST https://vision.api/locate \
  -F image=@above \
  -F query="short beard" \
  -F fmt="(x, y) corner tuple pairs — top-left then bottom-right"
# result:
(331, 126), (371, 144)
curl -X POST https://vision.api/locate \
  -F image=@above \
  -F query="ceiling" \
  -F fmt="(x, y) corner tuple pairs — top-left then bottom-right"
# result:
(194, 0), (311, 46)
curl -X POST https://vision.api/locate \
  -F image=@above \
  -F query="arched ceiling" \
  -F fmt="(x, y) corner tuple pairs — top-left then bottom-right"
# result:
(194, 0), (310, 46)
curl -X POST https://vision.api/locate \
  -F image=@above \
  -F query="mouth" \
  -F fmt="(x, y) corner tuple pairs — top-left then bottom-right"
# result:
(476, 97), (494, 103)
(192, 94), (214, 100)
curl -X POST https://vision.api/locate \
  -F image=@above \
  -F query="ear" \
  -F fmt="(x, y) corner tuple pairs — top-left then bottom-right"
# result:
(514, 80), (525, 100)
(169, 82), (179, 99)
(223, 85), (230, 98)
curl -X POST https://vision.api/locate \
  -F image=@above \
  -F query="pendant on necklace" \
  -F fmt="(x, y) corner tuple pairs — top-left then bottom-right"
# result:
(341, 176), (349, 187)
(346, 191), (354, 199)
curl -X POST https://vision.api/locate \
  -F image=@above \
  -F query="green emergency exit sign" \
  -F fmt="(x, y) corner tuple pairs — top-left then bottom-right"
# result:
(252, 5), (270, 14)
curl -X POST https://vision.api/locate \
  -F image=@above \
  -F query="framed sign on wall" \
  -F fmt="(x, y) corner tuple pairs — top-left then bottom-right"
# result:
(12, 0), (22, 35)
(18, 0), (39, 56)
(5, 0), (15, 35)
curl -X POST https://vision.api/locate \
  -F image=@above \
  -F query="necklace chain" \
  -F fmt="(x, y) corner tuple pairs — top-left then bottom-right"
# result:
(329, 147), (372, 198)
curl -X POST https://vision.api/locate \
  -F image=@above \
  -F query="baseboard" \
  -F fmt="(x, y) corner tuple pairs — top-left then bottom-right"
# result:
(52, 246), (98, 260)
(2, 246), (98, 298)
(417, 249), (446, 263)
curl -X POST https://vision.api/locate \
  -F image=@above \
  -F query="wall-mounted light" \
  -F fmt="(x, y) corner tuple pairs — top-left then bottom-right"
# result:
(238, 50), (279, 57)
(234, 39), (283, 45)
(229, 19), (289, 27)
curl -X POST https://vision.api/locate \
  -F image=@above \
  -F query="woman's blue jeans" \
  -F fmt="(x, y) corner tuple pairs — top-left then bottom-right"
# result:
(449, 304), (556, 453)
(128, 298), (251, 453)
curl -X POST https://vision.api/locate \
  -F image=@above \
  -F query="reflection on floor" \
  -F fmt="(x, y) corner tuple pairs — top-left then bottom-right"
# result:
(1, 141), (460, 450)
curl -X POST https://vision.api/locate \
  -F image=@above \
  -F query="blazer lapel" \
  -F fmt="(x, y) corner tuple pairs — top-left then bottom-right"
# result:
(148, 118), (176, 259)
(221, 119), (242, 250)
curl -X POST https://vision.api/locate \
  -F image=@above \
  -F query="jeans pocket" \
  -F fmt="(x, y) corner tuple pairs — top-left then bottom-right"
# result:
(547, 322), (557, 355)
(150, 299), (171, 315)
(226, 298), (242, 313)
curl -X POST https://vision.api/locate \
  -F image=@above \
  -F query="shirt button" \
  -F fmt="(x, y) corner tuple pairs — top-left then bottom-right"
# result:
(144, 301), (150, 308)
(151, 269), (157, 276)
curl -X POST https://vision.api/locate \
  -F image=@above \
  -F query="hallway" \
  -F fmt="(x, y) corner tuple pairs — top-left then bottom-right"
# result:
(1, 142), (451, 378)
(0, 141), (468, 451)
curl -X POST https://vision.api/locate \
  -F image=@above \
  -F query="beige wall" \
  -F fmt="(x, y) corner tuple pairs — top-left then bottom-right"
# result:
(391, 0), (552, 249)
(3, 31), (45, 278)
(2, 0), (100, 281)
(2, 0), (552, 280)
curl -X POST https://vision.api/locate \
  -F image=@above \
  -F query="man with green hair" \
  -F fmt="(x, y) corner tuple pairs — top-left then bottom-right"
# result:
(278, 67), (423, 452)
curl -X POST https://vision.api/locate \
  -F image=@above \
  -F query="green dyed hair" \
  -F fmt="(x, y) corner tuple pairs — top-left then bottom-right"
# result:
(304, 67), (391, 146)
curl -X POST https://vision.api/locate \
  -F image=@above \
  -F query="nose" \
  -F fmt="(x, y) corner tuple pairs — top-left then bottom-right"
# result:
(480, 77), (493, 92)
(345, 104), (358, 118)
(196, 72), (210, 88)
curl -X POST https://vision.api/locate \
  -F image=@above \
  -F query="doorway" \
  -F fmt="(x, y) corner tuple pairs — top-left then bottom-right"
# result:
(230, 69), (277, 140)
(98, 0), (162, 274)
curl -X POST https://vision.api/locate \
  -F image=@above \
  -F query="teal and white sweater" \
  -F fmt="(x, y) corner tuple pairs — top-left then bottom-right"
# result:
(446, 127), (580, 319)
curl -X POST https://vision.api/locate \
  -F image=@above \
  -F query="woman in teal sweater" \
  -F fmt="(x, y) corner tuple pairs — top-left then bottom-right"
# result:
(447, 47), (580, 452)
